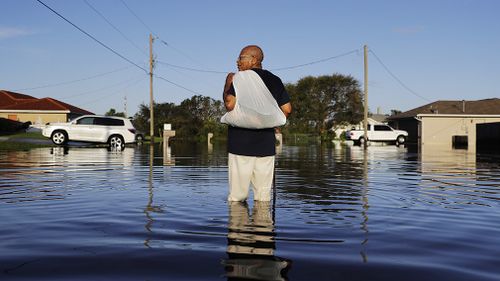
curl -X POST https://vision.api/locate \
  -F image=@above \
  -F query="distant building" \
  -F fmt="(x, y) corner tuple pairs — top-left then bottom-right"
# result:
(387, 98), (500, 152)
(369, 106), (389, 124)
(0, 90), (93, 126)
(369, 113), (389, 124)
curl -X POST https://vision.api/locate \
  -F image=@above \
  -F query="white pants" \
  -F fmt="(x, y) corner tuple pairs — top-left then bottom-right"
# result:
(228, 153), (275, 202)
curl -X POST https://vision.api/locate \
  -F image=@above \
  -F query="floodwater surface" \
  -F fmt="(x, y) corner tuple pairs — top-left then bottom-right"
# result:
(0, 142), (499, 281)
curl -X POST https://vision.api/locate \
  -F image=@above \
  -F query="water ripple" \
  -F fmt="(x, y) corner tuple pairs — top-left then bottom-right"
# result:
(1, 144), (500, 280)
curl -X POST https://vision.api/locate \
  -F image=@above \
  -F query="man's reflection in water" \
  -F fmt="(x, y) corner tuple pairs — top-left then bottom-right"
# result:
(223, 201), (291, 281)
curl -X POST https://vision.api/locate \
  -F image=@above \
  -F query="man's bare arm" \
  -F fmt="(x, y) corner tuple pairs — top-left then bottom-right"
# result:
(280, 102), (292, 117)
(223, 73), (236, 111)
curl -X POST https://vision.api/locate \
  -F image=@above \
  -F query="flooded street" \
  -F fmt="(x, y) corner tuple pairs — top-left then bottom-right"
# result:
(1, 143), (499, 281)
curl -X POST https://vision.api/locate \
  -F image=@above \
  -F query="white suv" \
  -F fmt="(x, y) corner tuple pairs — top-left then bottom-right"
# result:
(42, 115), (137, 148)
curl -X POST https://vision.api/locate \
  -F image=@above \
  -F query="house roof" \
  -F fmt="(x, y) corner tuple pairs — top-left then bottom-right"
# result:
(369, 113), (389, 123)
(0, 90), (37, 107)
(0, 90), (94, 115)
(388, 98), (500, 120)
(0, 98), (94, 115)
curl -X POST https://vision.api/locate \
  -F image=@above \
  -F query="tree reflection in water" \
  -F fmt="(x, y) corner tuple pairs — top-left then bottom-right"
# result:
(223, 201), (291, 281)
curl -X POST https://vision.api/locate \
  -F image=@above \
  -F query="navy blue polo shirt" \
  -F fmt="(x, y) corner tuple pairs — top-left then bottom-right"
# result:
(226, 68), (290, 156)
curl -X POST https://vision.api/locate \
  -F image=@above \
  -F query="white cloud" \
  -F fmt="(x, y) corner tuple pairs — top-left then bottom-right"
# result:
(0, 26), (34, 39)
(392, 26), (425, 35)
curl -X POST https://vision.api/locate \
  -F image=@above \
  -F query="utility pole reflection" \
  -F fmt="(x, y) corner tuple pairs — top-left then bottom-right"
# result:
(360, 148), (370, 263)
(144, 144), (164, 248)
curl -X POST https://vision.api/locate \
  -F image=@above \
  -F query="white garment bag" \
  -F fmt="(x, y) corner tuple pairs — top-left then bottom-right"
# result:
(220, 70), (286, 129)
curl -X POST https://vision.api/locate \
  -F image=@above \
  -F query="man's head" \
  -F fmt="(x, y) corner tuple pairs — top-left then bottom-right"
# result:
(237, 45), (264, 71)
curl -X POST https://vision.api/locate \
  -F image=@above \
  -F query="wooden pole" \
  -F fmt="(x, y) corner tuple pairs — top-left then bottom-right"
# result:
(124, 96), (127, 118)
(363, 45), (368, 150)
(149, 34), (154, 142)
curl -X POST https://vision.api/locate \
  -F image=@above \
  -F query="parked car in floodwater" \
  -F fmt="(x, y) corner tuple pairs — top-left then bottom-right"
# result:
(346, 123), (408, 146)
(134, 130), (145, 143)
(42, 115), (137, 148)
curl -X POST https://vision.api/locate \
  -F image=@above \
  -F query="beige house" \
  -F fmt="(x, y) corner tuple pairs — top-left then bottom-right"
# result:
(0, 90), (93, 127)
(388, 98), (500, 153)
(418, 114), (500, 153)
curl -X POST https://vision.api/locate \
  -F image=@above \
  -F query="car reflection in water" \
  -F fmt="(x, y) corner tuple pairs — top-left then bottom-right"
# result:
(223, 201), (291, 281)
(50, 145), (135, 167)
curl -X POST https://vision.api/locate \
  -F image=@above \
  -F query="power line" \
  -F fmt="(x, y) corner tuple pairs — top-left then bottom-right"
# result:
(14, 65), (132, 91)
(156, 61), (223, 91)
(369, 48), (431, 102)
(119, 0), (209, 94)
(62, 75), (145, 99)
(156, 49), (361, 74)
(36, 0), (199, 97)
(156, 48), (357, 95)
(154, 74), (200, 96)
(80, 76), (147, 106)
(119, 0), (201, 65)
(35, 0), (148, 73)
(271, 49), (360, 71)
(156, 60), (227, 74)
(83, 0), (147, 56)
(119, 0), (155, 36)
(157, 39), (203, 65)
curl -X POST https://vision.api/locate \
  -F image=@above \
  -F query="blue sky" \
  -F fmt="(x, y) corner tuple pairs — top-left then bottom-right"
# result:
(1, 0), (499, 115)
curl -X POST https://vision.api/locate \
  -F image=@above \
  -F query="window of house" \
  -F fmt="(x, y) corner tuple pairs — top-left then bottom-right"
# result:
(452, 135), (468, 149)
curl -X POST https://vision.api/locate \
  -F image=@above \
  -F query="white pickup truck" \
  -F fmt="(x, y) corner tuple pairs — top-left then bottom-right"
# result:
(346, 124), (408, 146)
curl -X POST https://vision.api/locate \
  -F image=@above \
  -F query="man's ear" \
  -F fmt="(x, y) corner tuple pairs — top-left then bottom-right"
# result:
(251, 57), (258, 66)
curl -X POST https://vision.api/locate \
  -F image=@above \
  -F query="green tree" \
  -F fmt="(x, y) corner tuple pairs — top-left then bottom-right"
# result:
(287, 74), (364, 136)
(390, 109), (402, 116)
(132, 102), (178, 136)
(177, 95), (226, 139)
(131, 103), (150, 133)
(131, 95), (226, 140)
(104, 108), (126, 118)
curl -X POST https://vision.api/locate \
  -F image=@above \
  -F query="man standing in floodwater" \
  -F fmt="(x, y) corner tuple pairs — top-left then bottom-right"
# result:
(223, 45), (292, 202)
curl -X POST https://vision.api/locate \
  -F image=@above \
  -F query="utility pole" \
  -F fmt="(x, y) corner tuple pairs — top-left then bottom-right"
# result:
(363, 45), (368, 150)
(124, 96), (127, 118)
(149, 34), (154, 142)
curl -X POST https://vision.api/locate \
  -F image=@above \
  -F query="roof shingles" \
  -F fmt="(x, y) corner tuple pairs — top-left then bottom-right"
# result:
(388, 98), (500, 119)
(0, 90), (93, 115)
(0, 90), (37, 107)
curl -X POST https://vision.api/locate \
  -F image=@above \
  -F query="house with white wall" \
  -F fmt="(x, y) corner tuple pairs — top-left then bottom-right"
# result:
(388, 98), (500, 152)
